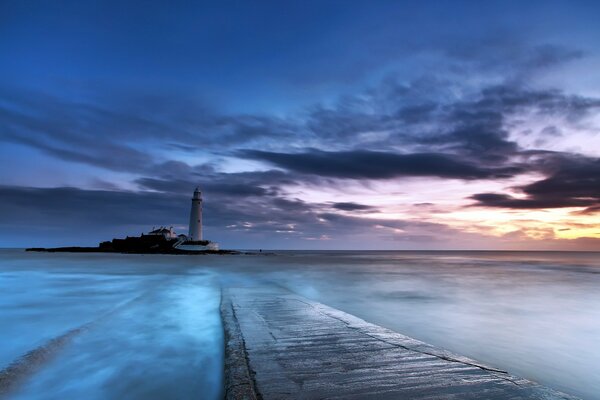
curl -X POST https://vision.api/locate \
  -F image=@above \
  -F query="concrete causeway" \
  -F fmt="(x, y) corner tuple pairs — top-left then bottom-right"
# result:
(221, 287), (578, 400)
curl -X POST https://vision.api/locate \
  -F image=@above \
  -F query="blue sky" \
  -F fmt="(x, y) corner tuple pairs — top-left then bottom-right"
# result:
(1, 0), (599, 249)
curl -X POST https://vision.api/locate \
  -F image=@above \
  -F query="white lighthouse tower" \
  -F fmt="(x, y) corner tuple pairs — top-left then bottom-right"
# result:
(188, 187), (202, 241)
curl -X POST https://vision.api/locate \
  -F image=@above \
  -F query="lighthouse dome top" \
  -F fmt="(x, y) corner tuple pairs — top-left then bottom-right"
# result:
(192, 187), (202, 199)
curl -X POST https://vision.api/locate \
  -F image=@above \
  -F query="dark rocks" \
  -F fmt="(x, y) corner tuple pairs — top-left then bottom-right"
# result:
(26, 234), (239, 255)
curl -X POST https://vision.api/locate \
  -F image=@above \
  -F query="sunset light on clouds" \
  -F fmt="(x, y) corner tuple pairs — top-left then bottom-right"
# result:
(0, 0), (599, 250)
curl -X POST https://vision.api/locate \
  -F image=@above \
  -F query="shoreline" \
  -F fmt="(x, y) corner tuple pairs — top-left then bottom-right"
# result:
(24, 247), (268, 255)
(25, 247), (239, 255)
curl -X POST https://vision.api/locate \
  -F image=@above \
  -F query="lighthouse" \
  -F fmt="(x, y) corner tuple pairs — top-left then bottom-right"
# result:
(188, 187), (202, 241)
(177, 187), (218, 250)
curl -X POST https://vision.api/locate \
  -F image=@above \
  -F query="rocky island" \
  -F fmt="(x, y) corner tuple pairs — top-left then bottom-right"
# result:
(27, 187), (237, 255)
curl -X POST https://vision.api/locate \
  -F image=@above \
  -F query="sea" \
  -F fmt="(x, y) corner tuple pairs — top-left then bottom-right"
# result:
(0, 249), (599, 399)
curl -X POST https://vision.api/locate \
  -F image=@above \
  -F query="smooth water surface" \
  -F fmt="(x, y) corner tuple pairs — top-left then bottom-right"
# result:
(1, 250), (598, 399)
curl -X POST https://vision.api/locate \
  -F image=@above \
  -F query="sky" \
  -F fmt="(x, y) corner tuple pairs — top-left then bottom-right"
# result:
(0, 0), (599, 250)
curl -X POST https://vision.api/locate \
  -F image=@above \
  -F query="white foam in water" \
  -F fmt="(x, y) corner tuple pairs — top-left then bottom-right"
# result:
(1, 250), (599, 399)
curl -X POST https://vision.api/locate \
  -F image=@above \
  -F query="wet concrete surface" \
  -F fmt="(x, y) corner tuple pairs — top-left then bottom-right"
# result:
(221, 287), (579, 400)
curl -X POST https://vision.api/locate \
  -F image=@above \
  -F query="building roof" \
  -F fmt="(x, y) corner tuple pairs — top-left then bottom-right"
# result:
(149, 227), (172, 234)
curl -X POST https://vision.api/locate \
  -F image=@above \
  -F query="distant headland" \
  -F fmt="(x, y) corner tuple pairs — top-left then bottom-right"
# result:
(27, 187), (238, 255)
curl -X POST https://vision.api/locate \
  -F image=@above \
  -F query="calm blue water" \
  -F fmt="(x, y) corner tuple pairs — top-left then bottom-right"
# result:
(1, 250), (599, 399)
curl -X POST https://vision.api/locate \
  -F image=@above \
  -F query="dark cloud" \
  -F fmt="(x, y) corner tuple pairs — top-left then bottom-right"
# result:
(0, 88), (167, 173)
(471, 155), (600, 212)
(3, 66), (600, 184)
(291, 77), (600, 180)
(470, 193), (589, 209)
(0, 86), (298, 175)
(475, 85), (600, 117)
(240, 149), (523, 180)
(409, 84), (600, 165)
(133, 168), (297, 199)
(576, 205), (600, 215)
(330, 202), (374, 211)
(0, 186), (182, 228)
(135, 177), (272, 197)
